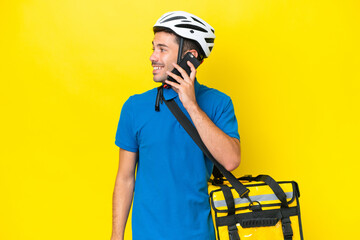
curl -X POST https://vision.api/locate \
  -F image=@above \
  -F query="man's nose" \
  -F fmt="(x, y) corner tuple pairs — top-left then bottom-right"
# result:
(150, 51), (158, 62)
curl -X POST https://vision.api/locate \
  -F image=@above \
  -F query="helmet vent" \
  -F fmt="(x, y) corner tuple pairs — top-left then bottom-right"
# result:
(209, 46), (213, 52)
(174, 24), (208, 33)
(205, 38), (214, 43)
(161, 16), (187, 23)
(211, 29), (215, 34)
(191, 17), (206, 27)
(159, 12), (174, 21)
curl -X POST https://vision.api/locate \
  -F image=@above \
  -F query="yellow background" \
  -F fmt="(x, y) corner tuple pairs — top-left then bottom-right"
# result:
(1, 0), (359, 239)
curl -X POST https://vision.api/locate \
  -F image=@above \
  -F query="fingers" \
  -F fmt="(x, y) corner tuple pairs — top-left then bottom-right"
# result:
(166, 70), (183, 84)
(164, 77), (179, 93)
(171, 63), (187, 81)
(171, 62), (196, 83)
(187, 61), (197, 80)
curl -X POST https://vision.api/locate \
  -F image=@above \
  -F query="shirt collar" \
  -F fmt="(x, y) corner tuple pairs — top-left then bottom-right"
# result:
(163, 78), (200, 101)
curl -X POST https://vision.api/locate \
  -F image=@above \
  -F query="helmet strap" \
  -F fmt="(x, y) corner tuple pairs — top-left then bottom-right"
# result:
(177, 37), (184, 64)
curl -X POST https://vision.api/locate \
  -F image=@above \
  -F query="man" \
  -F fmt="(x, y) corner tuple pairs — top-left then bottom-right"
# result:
(111, 11), (241, 240)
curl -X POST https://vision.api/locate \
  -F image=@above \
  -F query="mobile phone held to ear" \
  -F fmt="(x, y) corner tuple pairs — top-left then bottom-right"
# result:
(167, 52), (201, 83)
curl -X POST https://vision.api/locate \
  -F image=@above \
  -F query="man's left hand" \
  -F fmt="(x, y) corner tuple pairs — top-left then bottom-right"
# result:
(165, 61), (198, 110)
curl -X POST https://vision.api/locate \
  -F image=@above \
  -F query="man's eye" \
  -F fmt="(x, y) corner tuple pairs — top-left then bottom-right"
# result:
(160, 48), (165, 52)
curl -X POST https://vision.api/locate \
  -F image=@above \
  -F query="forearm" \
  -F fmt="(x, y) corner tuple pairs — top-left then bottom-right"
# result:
(111, 175), (135, 240)
(186, 103), (241, 171)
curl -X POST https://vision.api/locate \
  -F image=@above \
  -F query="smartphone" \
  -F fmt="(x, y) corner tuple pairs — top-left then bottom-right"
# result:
(167, 52), (201, 83)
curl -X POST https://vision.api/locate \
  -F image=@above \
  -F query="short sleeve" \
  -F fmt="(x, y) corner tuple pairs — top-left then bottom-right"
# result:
(115, 97), (139, 152)
(214, 98), (240, 141)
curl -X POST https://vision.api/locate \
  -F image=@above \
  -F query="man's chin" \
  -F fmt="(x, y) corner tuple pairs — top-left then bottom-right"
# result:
(153, 76), (167, 83)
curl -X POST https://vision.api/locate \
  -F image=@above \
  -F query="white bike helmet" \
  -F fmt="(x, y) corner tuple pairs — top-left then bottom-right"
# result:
(153, 11), (216, 58)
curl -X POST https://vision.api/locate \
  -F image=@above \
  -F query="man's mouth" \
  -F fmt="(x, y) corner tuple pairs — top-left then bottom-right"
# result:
(152, 65), (165, 74)
(153, 65), (164, 70)
(153, 66), (164, 70)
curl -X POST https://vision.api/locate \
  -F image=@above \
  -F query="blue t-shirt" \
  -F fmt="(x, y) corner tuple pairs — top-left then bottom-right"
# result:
(115, 80), (239, 240)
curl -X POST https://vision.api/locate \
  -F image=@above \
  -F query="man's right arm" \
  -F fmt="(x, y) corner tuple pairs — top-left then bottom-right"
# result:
(111, 148), (138, 240)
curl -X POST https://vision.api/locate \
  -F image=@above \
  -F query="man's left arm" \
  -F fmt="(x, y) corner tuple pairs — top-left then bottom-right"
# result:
(166, 62), (241, 171)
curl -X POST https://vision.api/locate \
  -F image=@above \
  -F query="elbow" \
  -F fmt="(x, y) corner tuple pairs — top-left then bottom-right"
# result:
(224, 154), (241, 172)
(224, 140), (241, 171)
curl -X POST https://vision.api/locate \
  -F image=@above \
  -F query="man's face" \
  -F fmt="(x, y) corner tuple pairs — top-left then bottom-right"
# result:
(150, 31), (179, 83)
